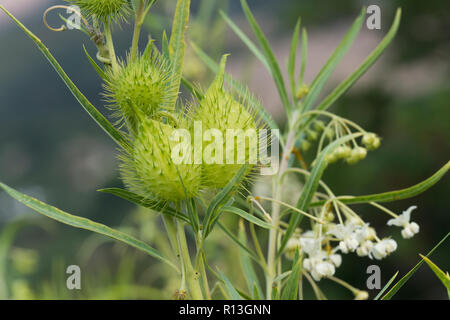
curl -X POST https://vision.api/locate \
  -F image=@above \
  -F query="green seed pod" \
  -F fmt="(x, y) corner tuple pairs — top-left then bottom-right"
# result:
(104, 51), (177, 134)
(67, 0), (130, 21)
(194, 55), (258, 189)
(120, 118), (201, 202)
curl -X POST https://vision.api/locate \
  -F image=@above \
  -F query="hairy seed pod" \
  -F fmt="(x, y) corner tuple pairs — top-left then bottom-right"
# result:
(67, 0), (129, 21)
(104, 51), (177, 134)
(194, 55), (259, 188)
(120, 118), (201, 202)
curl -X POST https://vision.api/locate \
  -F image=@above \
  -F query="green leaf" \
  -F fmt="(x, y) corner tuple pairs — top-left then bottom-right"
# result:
(373, 271), (399, 300)
(238, 220), (263, 299)
(217, 222), (260, 264)
(309, 161), (450, 208)
(281, 250), (302, 300)
(288, 18), (301, 101)
(0, 182), (178, 272)
(97, 188), (190, 223)
(278, 133), (362, 256)
(168, 0), (190, 106)
(298, 28), (308, 86)
(419, 254), (450, 291)
(202, 165), (249, 238)
(0, 6), (131, 152)
(191, 43), (279, 131)
(181, 77), (204, 101)
(83, 45), (108, 81)
(240, 0), (291, 113)
(315, 9), (402, 113)
(301, 8), (365, 112)
(382, 232), (449, 300)
(162, 30), (170, 60)
(222, 206), (272, 229)
(219, 10), (270, 71)
(216, 269), (243, 300)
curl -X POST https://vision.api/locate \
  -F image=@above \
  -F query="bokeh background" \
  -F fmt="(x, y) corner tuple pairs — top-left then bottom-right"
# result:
(0, 0), (448, 299)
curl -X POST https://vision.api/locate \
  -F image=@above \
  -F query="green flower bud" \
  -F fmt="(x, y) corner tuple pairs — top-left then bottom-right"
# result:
(120, 119), (201, 202)
(300, 140), (311, 152)
(295, 83), (310, 100)
(306, 129), (318, 141)
(362, 133), (381, 150)
(346, 146), (367, 164)
(67, 0), (130, 21)
(314, 120), (325, 132)
(194, 55), (258, 189)
(324, 127), (335, 140)
(104, 51), (177, 134)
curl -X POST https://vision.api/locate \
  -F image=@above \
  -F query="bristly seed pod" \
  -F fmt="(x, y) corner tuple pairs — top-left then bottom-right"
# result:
(194, 55), (259, 189)
(104, 50), (177, 134)
(66, 0), (130, 22)
(120, 118), (201, 202)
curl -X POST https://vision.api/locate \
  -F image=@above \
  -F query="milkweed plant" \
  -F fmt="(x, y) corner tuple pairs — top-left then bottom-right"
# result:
(0, 0), (449, 300)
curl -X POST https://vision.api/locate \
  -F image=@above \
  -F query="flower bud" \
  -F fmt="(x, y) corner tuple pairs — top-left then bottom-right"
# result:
(362, 133), (381, 150)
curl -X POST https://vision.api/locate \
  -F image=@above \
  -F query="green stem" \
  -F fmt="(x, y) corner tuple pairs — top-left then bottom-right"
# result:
(266, 111), (299, 299)
(104, 21), (118, 73)
(130, 0), (146, 60)
(177, 221), (204, 300)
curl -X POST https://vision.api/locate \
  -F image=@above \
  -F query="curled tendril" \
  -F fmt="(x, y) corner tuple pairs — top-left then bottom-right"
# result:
(43, 5), (90, 32)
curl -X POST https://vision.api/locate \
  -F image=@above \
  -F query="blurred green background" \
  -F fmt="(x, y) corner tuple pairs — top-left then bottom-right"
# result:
(0, 0), (448, 299)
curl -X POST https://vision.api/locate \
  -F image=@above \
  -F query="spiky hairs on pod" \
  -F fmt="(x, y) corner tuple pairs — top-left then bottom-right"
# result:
(103, 49), (178, 134)
(66, 0), (130, 22)
(193, 55), (261, 189)
(120, 117), (201, 202)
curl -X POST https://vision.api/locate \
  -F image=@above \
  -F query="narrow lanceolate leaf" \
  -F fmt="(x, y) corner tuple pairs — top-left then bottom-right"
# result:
(222, 206), (272, 229)
(97, 188), (190, 223)
(0, 182), (178, 272)
(240, 0), (291, 114)
(288, 18), (301, 101)
(191, 43), (279, 131)
(217, 269), (243, 300)
(202, 165), (249, 238)
(281, 250), (302, 300)
(168, 0), (190, 105)
(315, 9), (402, 113)
(0, 6), (130, 152)
(301, 8), (365, 112)
(219, 10), (270, 71)
(382, 232), (449, 300)
(309, 161), (450, 208)
(238, 221), (263, 299)
(217, 222), (260, 264)
(278, 133), (362, 256)
(374, 271), (399, 300)
(298, 28), (308, 86)
(83, 45), (108, 81)
(419, 255), (450, 291)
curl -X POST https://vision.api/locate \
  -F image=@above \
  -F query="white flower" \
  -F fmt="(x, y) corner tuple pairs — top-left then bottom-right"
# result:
(356, 240), (374, 257)
(328, 223), (359, 253)
(370, 239), (397, 260)
(311, 262), (335, 281)
(329, 254), (342, 267)
(299, 237), (321, 255)
(387, 206), (420, 239)
(284, 237), (301, 260)
(354, 290), (369, 300)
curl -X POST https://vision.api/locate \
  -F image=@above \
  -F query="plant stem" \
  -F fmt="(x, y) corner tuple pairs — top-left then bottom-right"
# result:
(130, 0), (146, 61)
(266, 110), (299, 299)
(177, 221), (204, 300)
(104, 21), (118, 73)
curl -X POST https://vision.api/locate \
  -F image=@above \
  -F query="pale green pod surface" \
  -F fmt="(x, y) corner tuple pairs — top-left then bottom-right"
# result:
(66, 0), (130, 21)
(104, 52), (177, 134)
(120, 119), (201, 202)
(194, 56), (258, 189)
